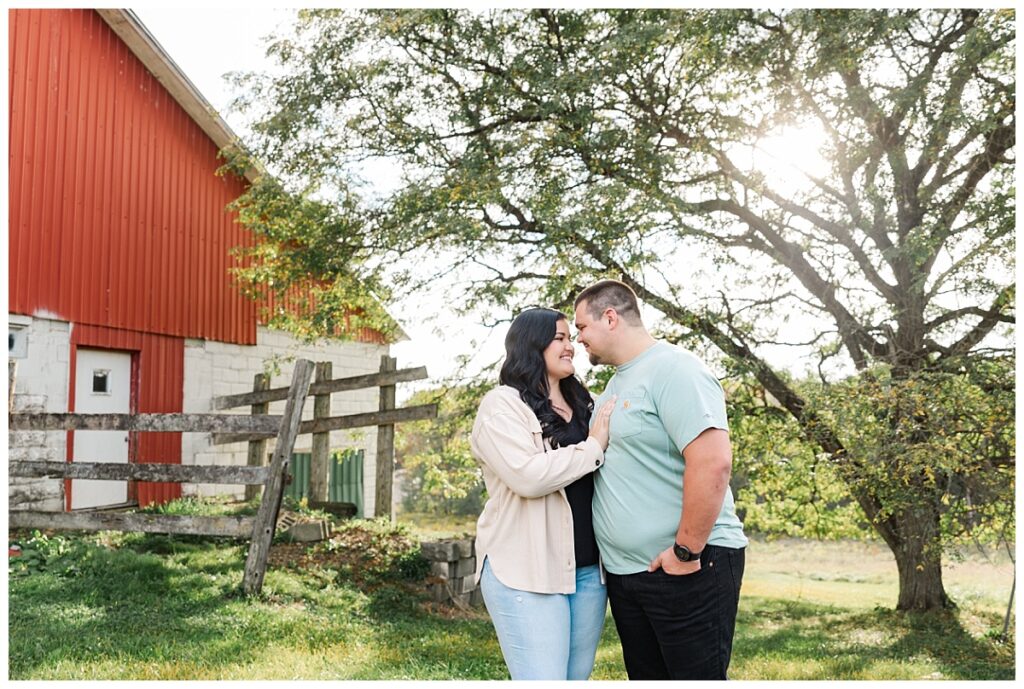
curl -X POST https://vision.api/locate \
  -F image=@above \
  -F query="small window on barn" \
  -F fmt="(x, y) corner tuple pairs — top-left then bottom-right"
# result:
(92, 370), (111, 394)
(8, 324), (28, 358)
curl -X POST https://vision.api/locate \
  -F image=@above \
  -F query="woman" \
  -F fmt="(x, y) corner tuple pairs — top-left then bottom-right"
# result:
(471, 307), (617, 680)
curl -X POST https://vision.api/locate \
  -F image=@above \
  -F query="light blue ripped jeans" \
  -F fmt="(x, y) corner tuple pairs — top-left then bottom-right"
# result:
(480, 556), (608, 680)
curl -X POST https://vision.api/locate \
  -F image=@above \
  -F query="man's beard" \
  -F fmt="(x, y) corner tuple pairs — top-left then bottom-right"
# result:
(588, 352), (603, 366)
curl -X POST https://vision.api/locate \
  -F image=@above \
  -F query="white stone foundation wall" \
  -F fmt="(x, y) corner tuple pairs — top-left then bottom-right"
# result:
(183, 325), (390, 515)
(8, 314), (72, 511)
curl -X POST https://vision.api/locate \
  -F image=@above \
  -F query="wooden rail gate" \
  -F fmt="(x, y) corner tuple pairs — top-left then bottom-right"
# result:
(8, 357), (437, 595)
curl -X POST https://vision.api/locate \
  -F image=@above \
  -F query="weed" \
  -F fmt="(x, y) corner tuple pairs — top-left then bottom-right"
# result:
(9, 531), (91, 578)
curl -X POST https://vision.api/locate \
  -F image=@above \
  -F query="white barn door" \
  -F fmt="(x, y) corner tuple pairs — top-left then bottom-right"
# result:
(71, 348), (131, 509)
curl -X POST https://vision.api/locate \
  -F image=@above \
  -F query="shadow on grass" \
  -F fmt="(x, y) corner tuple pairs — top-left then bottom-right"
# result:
(880, 607), (1013, 680)
(735, 597), (1014, 680)
(8, 542), (271, 678)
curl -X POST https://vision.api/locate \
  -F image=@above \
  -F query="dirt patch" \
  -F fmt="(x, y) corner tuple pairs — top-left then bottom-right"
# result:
(267, 541), (314, 569)
(419, 599), (491, 620)
(267, 520), (424, 586)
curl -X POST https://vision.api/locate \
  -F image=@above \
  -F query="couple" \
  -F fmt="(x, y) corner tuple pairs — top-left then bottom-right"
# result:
(471, 280), (748, 681)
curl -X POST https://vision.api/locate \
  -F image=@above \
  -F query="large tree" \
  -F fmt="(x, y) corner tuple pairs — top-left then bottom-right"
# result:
(223, 9), (1015, 610)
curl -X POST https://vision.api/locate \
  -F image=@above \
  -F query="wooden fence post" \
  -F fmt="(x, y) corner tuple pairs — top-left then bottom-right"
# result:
(374, 355), (397, 519)
(309, 361), (332, 503)
(244, 372), (270, 502)
(243, 359), (314, 595)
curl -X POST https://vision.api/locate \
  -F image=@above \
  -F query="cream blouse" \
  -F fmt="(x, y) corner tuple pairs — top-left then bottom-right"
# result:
(470, 385), (605, 594)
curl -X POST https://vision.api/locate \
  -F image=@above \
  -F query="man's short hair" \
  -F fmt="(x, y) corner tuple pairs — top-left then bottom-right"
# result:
(575, 280), (643, 325)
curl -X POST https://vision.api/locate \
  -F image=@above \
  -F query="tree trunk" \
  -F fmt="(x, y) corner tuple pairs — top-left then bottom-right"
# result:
(892, 502), (955, 611)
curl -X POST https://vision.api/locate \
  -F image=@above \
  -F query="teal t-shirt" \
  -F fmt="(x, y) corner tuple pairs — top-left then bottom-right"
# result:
(591, 341), (748, 574)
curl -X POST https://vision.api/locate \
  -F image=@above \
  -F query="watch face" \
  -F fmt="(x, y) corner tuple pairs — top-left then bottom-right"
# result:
(673, 544), (690, 561)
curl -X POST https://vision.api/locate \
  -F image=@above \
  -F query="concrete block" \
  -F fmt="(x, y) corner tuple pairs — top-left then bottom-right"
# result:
(284, 521), (331, 542)
(452, 576), (478, 594)
(10, 431), (46, 448)
(470, 589), (484, 607)
(24, 447), (63, 462)
(429, 561), (451, 578)
(454, 539), (474, 559)
(9, 478), (62, 505)
(421, 541), (459, 562)
(12, 495), (64, 512)
(212, 383), (236, 398)
(454, 557), (476, 578)
(13, 394), (47, 413)
(429, 583), (449, 603)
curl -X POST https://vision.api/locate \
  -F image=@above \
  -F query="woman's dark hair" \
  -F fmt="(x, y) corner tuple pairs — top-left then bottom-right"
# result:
(499, 308), (593, 448)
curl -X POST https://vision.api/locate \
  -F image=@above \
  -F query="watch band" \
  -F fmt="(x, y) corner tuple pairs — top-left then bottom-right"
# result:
(673, 542), (702, 562)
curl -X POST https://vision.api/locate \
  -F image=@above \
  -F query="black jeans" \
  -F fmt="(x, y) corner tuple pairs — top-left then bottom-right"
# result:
(605, 545), (745, 680)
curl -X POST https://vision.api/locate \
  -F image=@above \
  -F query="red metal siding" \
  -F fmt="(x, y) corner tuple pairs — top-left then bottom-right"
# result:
(9, 9), (255, 345)
(68, 323), (184, 508)
(257, 284), (389, 345)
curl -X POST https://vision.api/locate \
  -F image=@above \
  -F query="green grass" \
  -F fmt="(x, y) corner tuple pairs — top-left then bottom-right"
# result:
(731, 536), (1015, 680)
(395, 510), (478, 541)
(7, 511), (1015, 680)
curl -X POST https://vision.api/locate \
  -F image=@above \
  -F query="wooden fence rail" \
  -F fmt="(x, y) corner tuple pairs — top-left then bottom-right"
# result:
(212, 366), (428, 410)
(8, 511), (255, 538)
(9, 413), (281, 433)
(10, 461), (269, 485)
(211, 404), (438, 445)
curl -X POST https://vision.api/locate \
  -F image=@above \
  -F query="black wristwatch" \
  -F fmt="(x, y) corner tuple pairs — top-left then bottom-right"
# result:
(673, 542), (702, 562)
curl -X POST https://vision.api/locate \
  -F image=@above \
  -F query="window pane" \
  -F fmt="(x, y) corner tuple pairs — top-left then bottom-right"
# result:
(92, 371), (109, 394)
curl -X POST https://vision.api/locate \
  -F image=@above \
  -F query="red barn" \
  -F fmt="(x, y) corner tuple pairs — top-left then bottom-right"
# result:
(8, 9), (398, 514)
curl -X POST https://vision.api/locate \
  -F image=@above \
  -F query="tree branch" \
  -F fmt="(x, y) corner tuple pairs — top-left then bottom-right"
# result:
(924, 299), (1016, 332)
(713, 150), (901, 305)
(939, 285), (1015, 359)
(921, 119), (1015, 276)
(695, 197), (889, 367)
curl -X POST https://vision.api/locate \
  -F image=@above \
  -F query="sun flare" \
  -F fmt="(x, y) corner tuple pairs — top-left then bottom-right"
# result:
(748, 122), (832, 195)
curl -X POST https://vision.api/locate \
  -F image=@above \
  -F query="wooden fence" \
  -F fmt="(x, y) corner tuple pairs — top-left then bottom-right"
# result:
(210, 355), (436, 516)
(8, 356), (437, 595)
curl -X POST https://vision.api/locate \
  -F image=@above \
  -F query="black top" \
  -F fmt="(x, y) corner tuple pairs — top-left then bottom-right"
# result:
(559, 414), (600, 568)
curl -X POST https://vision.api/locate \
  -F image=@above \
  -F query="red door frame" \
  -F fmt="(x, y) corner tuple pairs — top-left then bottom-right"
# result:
(65, 323), (184, 511)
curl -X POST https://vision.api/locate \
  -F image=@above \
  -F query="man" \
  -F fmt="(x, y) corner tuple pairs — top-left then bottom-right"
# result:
(574, 279), (748, 681)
